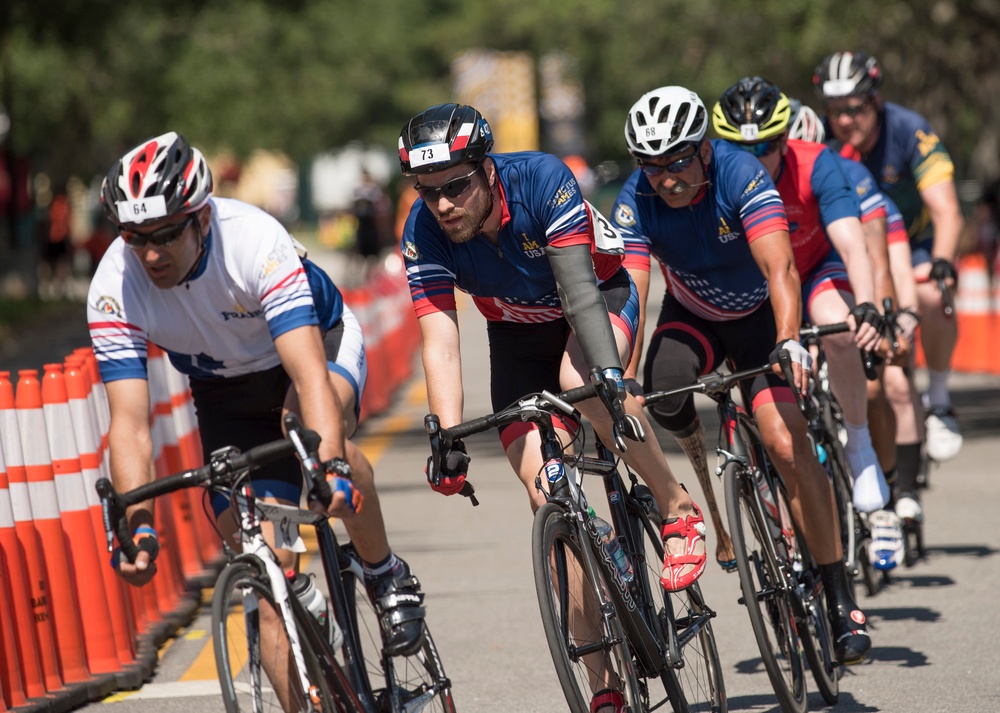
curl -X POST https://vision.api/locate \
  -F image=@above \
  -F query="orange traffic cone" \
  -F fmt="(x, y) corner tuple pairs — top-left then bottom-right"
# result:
(1, 453), (30, 709)
(952, 254), (990, 373)
(0, 371), (63, 696)
(63, 355), (137, 665)
(15, 369), (90, 685)
(41, 363), (122, 675)
(147, 345), (206, 582)
(163, 362), (218, 568)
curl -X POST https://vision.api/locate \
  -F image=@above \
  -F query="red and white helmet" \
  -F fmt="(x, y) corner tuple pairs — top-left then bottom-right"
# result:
(788, 100), (826, 143)
(101, 131), (213, 227)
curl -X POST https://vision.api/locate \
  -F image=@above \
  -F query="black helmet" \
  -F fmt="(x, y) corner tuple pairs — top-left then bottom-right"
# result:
(398, 103), (494, 175)
(101, 131), (213, 227)
(712, 77), (791, 142)
(813, 51), (883, 98)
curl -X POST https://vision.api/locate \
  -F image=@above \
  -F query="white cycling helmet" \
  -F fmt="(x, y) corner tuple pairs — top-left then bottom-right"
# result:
(624, 86), (708, 158)
(787, 99), (826, 143)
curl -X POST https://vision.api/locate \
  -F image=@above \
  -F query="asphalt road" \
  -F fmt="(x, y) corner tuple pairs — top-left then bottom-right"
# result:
(11, 280), (1000, 713)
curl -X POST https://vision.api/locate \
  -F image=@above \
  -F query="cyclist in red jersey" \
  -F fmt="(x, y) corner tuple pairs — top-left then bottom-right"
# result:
(713, 78), (889, 518)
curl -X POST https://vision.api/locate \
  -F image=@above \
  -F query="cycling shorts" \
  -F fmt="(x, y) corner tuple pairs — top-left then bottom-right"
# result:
(643, 292), (794, 433)
(192, 308), (366, 517)
(800, 249), (851, 314)
(487, 268), (636, 449)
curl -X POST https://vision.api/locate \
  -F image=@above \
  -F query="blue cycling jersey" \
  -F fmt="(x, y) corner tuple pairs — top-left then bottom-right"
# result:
(611, 140), (788, 321)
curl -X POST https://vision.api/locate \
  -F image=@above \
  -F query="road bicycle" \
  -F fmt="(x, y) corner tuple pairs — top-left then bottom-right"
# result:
(644, 354), (839, 713)
(98, 413), (455, 713)
(797, 322), (886, 596)
(425, 373), (726, 713)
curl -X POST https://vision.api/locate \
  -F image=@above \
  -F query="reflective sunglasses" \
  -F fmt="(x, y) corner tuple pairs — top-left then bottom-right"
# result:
(638, 152), (698, 177)
(415, 165), (480, 203)
(826, 101), (871, 119)
(736, 138), (781, 158)
(122, 215), (195, 250)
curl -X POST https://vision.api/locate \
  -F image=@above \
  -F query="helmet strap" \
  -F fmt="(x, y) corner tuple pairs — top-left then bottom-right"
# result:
(178, 216), (207, 288)
(474, 162), (496, 237)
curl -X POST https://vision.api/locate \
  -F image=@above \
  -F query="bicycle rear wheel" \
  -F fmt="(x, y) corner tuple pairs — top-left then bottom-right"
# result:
(724, 462), (807, 713)
(632, 486), (726, 713)
(342, 553), (457, 713)
(532, 502), (641, 713)
(212, 560), (360, 713)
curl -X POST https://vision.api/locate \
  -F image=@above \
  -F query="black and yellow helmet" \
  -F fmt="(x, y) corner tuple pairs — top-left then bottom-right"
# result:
(712, 77), (791, 143)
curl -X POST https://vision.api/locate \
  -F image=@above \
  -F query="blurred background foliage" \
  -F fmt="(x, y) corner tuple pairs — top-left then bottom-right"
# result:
(3, 0), (998, 189)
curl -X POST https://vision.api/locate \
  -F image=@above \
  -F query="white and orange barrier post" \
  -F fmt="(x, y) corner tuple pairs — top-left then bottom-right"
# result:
(0, 371), (66, 698)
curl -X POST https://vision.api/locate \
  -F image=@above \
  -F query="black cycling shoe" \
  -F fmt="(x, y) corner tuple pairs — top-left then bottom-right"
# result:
(829, 601), (872, 665)
(365, 559), (426, 657)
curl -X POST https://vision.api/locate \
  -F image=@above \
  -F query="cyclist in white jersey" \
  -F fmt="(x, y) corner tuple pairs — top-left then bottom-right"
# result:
(87, 133), (426, 708)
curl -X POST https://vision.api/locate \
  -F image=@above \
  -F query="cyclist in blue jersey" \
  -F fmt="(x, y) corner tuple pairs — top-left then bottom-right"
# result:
(613, 86), (871, 665)
(815, 51), (964, 487)
(88, 133), (427, 704)
(713, 78), (890, 519)
(400, 103), (709, 713)
(788, 100), (925, 569)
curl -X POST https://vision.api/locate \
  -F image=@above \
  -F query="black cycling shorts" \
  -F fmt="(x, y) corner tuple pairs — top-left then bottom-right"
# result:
(190, 320), (348, 516)
(487, 269), (633, 445)
(643, 292), (792, 433)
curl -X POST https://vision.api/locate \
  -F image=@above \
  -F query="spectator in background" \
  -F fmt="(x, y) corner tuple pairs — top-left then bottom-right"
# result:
(352, 169), (391, 267)
(974, 180), (999, 282)
(394, 176), (418, 241)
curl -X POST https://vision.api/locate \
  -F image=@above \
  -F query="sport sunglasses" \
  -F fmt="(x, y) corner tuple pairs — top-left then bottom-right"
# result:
(826, 101), (872, 119)
(638, 152), (697, 176)
(415, 165), (480, 203)
(122, 214), (196, 249)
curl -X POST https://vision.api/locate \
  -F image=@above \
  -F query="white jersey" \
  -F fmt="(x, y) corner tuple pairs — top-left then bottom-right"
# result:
(88, 197), (344, 382)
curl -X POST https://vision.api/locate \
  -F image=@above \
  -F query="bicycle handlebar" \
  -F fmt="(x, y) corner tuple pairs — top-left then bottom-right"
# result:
(799, 321), (878, 381)
(96, 413), (324, 566)
(424, 382), (602, 507)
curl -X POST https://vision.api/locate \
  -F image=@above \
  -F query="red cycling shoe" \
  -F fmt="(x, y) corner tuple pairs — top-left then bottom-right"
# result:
(660, 503), (707, 592)
(590, 688), (626, 713)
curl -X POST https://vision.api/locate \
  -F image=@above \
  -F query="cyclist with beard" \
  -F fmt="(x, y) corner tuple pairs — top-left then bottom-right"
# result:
(399, 103), (708, 713)
(611, 86), (871, 665)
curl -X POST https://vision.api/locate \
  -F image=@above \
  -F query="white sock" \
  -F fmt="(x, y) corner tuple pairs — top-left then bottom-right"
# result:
(927, 369), (951, 410)
(843, 421), (888, 513)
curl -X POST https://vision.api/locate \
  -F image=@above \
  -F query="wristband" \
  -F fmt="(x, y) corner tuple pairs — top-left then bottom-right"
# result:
(134, 526), (157, 538)
(324, 457), (352, 480)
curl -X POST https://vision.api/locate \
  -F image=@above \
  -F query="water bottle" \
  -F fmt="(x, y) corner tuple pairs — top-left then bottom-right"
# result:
(815, 442), (828, 465)
(588, 508), (634, 584)
(287, 571), (343, 651)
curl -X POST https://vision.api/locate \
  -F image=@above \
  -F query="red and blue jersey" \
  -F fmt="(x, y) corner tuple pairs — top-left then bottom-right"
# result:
(775, 140), (860, 278)
(612, 140), (787, 322)
(401, 151), (623, 323)
(837, 153), (887, 225)
(833, 101), (955, 242)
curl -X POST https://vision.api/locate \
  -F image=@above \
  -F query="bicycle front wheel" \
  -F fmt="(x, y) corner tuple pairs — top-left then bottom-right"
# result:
(345, 566), (457, 713)
(532, 502), (641, 713)
(723, 463), (807, 713)
(212, 561), (359, 713)
(633, 486), (726, 713)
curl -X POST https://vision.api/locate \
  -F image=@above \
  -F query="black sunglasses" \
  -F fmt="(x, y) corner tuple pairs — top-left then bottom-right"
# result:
(122, 215), (196, 250)
(415, 165), (480, 203)
(638, 151), (698, 176)
(826, 101), (871, 119)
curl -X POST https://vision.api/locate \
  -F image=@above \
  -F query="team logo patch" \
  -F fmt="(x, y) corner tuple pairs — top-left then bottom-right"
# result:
(95, 295), (123, 318)
(850, 609), (866, 625)
(742, 170), (766, 197)
(547, 178), (578, 208)
(882, 164), (900, 185)
(402, 240), (421, 261)
(614, 203), (635, 228)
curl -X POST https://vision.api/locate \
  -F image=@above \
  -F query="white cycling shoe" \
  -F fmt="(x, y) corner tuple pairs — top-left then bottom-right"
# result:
(867, 509), (904, 571)
(895, 494), (924, 523)
(925, 407), (963, 462)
